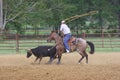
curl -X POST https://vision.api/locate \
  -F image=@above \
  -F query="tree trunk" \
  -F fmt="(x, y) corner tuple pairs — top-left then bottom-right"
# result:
(0, 0), (3, 29)
(118, 10), (120, 37)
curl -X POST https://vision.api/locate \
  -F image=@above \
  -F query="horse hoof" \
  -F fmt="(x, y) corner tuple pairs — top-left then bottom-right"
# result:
(46, 62), (52, 65)
(57, 62), (60, 65)
(85, 63), (88, 65)
(31, 62), (37, 65)
(78, 62), (83, 64)
(57, 63), (60, 65)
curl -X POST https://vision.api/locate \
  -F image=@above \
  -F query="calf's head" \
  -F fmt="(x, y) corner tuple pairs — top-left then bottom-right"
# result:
(26, 49), (33, 58)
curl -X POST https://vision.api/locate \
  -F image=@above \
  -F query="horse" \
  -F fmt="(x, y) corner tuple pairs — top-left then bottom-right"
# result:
(47, 31), (95, 64)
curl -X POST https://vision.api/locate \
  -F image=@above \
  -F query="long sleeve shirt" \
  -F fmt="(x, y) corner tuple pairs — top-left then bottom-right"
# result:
(60, 24), (71, 35)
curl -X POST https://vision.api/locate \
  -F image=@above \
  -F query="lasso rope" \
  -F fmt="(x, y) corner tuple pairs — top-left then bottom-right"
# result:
(63, 11), (98, 23)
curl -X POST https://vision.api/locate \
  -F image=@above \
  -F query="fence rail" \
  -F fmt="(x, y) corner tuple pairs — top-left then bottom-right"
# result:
(0, 29), (120, 54)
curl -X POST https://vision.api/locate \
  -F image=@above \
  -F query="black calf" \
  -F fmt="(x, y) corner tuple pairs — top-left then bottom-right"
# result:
(27, 46), (56, 64)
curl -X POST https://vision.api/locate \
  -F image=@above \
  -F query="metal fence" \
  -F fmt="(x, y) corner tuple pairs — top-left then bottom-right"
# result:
(0, 29), (120, 54)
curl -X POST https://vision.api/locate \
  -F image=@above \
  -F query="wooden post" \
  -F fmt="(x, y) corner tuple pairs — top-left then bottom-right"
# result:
(16, 33), (19, 53)
(102, 30), (104, 48)
(82, 32), (86, 39)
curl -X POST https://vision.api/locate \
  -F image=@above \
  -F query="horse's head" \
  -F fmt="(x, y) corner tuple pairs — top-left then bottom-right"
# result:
(47, 31), (58, 42)
(26, 49), (33, 58)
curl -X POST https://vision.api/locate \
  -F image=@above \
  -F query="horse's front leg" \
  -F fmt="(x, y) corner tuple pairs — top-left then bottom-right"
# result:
(84, 51), (88, 64)
(57, 52), (62, 64)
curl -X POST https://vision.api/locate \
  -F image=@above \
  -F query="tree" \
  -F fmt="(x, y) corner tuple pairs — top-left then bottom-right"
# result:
(110, 0), (120, 36)
(3, 0), (38, 31)
(1, 0), (120, 35)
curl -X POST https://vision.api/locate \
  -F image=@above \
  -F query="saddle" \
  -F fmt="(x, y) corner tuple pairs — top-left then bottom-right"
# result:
(68, 36), (77, 52)
(68, 36), (76, 44)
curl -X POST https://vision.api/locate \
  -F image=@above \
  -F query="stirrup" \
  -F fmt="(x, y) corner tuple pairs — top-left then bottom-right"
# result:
(66, 49), (70, 53)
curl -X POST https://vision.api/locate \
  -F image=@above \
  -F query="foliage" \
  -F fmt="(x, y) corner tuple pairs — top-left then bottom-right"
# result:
(1, 0), (120, 34)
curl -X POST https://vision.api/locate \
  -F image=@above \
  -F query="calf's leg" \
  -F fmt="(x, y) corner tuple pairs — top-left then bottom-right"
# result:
(38, 57), (42, 64)
(34, 57), (39, 63)
(47, 57), (54, 64)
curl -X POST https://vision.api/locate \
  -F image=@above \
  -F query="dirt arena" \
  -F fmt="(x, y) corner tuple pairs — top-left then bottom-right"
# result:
(0, 52), (120, 80)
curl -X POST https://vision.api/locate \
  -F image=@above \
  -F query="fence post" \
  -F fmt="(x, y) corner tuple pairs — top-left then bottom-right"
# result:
(16, 33), (19, 53)
(82, 32), (86, 39)
(102, 30), (104, 48)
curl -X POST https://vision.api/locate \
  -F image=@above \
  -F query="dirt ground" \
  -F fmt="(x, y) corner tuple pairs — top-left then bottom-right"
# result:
(0, 52), (120, 80)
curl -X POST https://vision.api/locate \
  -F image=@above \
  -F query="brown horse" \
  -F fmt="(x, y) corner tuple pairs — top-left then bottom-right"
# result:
(47, 31), (95, 64)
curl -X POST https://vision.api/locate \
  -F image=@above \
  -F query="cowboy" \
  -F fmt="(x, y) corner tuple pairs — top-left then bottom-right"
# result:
(60, 20), (71, 53)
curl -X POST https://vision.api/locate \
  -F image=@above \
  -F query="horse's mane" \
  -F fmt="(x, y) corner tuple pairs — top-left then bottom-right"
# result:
(51, 31), (63, 45)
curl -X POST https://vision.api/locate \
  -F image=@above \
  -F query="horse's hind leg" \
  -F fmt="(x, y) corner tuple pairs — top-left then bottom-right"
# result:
(84, 51), (88, 64)
(78, 51), (88, 64)
(78, 56), (84, 64)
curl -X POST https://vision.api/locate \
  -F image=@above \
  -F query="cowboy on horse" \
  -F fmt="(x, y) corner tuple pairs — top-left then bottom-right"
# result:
(60, 20), (72, 53)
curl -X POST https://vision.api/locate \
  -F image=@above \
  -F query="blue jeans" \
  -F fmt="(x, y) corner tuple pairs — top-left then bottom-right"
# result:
(63, 33), (71, 51)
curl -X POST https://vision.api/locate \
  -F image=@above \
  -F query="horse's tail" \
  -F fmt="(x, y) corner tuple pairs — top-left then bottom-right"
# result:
(86, 41), (95, 54)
